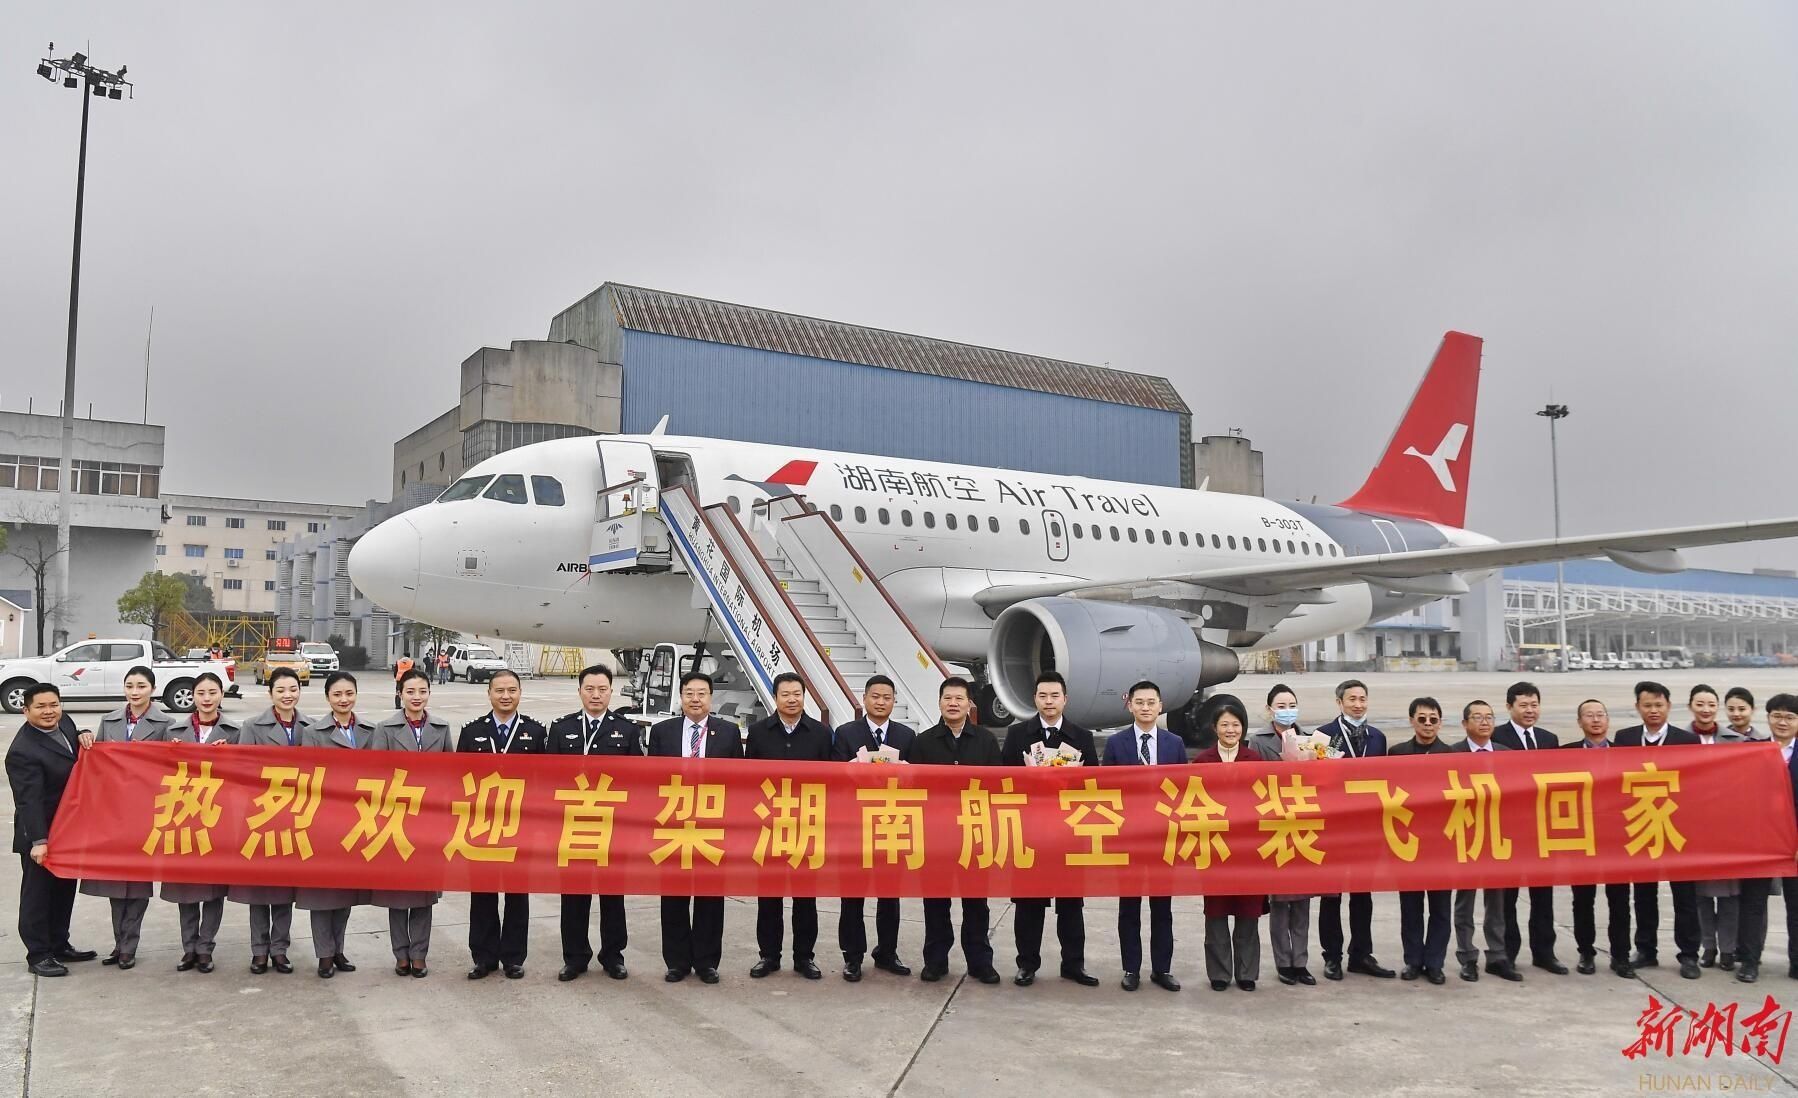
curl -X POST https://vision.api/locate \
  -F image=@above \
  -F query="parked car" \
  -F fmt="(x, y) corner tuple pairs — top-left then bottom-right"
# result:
(0, 639), (237, 713)
(253, 647), (313, 685)
(446, 642), (508, 683)
(299, 641), (340, 677)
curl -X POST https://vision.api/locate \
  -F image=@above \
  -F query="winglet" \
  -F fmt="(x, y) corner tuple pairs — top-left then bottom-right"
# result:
(1338, 331), (1483, 528)
(649, 414), (670, 436)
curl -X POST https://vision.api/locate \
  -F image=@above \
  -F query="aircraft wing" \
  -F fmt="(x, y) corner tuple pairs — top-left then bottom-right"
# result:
(973, 516), (1798, 610)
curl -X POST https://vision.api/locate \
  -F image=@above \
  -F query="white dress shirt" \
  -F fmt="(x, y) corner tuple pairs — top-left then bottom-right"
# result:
(685, 717), (710, 759)
(1132, 724), (1158, 765)
(1466, 739), (1494, 753)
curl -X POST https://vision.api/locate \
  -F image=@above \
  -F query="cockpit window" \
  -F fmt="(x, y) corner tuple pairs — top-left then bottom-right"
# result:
(483, 474), (528, 505)
(438, 475), (493, 502)
(531, 475), (566, 507)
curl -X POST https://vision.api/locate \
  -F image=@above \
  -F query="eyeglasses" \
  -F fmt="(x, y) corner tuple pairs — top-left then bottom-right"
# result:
(1415, 716), (1441, 725)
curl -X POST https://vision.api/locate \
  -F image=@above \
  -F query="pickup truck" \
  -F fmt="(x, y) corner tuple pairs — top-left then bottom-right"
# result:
(0, 639), (239, 714)
(299, 642), (339, 677)
(446, 642), (509, 684)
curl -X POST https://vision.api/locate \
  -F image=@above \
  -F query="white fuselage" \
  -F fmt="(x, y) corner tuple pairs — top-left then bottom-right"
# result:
(347, 434), (1492, 661)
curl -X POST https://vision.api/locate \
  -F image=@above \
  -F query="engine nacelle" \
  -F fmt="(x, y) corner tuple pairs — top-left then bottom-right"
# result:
(987, 597), (1240, 728)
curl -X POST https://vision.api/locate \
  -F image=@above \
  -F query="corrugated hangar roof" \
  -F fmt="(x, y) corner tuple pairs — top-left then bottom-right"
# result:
(601, 283), (1191, 415)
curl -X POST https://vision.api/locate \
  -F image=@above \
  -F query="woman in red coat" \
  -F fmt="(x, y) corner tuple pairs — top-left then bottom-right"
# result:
(1193, 694), (1268, 991)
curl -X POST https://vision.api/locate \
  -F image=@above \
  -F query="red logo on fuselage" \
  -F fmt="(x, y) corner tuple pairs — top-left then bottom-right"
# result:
(766, 460), (817, 486)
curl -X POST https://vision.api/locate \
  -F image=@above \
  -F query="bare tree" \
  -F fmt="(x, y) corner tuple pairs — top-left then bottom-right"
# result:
(1, 505), (76, 656)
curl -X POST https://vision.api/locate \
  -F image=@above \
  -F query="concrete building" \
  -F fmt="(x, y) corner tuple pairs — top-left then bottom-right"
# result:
(1192, 432), (1265, 496)
(278, 485), (441, 665)
(0, 591), (33, 660)
(0, 411), (164, 651)
(157, 495), (360, 614)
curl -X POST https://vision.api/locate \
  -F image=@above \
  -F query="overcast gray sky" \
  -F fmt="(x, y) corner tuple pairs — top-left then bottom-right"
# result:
(5, 1), (1796, 569)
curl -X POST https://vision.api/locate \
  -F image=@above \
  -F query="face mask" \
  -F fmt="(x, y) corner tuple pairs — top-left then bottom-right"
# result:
(1341, 713), (1365, 728)
(1273, 708), (1299, 727)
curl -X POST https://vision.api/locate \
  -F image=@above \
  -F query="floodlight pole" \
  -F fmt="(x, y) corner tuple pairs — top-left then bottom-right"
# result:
(1537, 403), (1571, 672)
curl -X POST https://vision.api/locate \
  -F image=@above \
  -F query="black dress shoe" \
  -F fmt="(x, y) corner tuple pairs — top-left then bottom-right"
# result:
(1292, 969), (1314, 986)
(1612, 962), (1636, 979)
(1484, 960), (1524, 982)
(1680, 958), (1702, 980)
(1789, 963), (1798, 980)
(750, 957), (780, 978)
(395, 960), (412, 976)
(558, 965), (584, 982)
(919, 966), (947, 982)
(1122, 971), (1140, 991)
(1014, 968), (1036, 987)
(1459, 961), (1479, 982)
(271, 955), (293, 974)
(1210, 978), (1230, 991)
(1323, 960), (1344, 981)
(102, 951), (120, 967)
(1061, 968), (1100, 987)
(1401, 964), (1422, 981)
(54, 947), (97, 963)
(1151, 972), (1182, 992)
(602, 962), (627, 980)
(1237, 978), (1256, 991)
(318, 960), (335, 978)
(1737, 963), (1760, 983)
(1532, 957), (1569, 976)
(697, 967), (720, 984)
(467, 963), (495, 980)
(971, 968), (1001, 985)
(873, 957), (912, 977)
(411, 964), (429, 978)
(117, 953), (136, 971)
(1577, 956), (1596, 975)
(1632, 953), (1659, 969)
(333, 954), (356, 973)
(1276, 967), (1297, 985)
(1702, 948), (1717, 968)
(196, 955), (214, 974)
(250, 956), (268, 974)
(664, 968), (688, 983)
(177, 953), (198, 972)
(28, 959), (68, 978)
(1720, 952), (1737, 972)
(796, 959), (822, 980)
(1425, 968), (1446, 985)
(1348, 957), (1396, 979)
(843, 961), (863, 983)
(503, 964), (524, 980)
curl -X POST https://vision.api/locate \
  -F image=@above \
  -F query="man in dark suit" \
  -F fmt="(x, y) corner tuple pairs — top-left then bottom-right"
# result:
(1613, 680), (1703, 978)
(647, 670), (743, 984)
(744, 672), (833, 981)
(902, 676), (1002, 984)
(832, 675), (916, 982)
(548, 663), (641, 981)
(1103, 679), (1187, 991)
(1563, 699), (1635, 978)
(1390, 698), (1454, 984)
(1002, 670), (1100, 987)
(1489, 681), (1568, 976)
(1448, 700), (1515, 982)
(1314, 679), (1397, 980)
(5, 684), (97, 977)
(457, 669), (549, 981)
(1732, 693), (1798, 984)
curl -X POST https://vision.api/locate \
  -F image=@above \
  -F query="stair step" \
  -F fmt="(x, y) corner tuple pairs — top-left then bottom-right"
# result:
(786, 591), (830, 608)
(801, 613), (848, 631)
(834, 659), (878, 675)
(780, 579), (820, 594)
(812, 631), (858, 647)
(819, 645), (867, 663)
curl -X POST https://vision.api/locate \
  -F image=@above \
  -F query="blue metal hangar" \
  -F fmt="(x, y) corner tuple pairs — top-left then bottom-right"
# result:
(546, 283), (1195, 487)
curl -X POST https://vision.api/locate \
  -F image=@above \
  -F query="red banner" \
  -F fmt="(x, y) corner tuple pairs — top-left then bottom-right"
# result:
(45, 743), (1797, 897)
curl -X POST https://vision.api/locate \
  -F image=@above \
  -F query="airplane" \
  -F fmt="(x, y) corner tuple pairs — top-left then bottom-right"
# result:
(347, 331), (1798, 729)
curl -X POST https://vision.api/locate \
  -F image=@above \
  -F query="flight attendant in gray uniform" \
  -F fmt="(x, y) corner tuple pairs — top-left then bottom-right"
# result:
(229, 667), (308, 974)
(298, 671), (375, 978)
(159, 671), (237, 973)
(81, 665), (175, 970)
(364, 667), (452, 977)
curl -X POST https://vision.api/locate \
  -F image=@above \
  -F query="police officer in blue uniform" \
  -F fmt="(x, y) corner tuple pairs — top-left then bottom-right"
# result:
(549, 664), (642, 981)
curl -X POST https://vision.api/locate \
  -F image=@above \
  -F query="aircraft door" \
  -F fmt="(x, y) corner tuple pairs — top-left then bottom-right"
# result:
(1370, 518), (1408, 554)
(1042, 509), (1069, 562)
(590, 440), (664, 573)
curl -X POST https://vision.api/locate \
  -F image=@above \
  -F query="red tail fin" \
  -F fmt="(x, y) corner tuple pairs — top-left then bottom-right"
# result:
(1337, 331), (1483, 528)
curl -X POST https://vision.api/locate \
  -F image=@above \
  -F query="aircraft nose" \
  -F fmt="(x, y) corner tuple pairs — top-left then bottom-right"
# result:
(347, 514), (422, 618)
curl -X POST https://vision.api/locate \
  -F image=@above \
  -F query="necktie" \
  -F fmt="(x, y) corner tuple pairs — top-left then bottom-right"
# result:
(871, 726), (883, 749)
(494, 722), (510, 752)
(1523, 727), (1536, 750)
(689, 722), (703, 757)
(587, 717), (600, 749)
(1139, 732), (1152, 765)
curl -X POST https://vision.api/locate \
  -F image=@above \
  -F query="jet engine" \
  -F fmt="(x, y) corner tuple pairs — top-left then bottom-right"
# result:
(986, 597), (1240, 728)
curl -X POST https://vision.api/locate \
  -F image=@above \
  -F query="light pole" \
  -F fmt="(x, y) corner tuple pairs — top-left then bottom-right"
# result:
(35, 45), (132, 648)
(1537, 403), (1571, 672)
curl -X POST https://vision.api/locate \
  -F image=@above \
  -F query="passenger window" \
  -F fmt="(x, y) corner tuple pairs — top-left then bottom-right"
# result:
(923, 512), (936, 529)
(483, 474), (528, 504)
(901, 510), (913, 527)
(1179, 532), (1188, 546)
(530, 475), (566, 506)
(1071, 524), (1082, 539)
(987, 517), (999, 533)
(1227, 535), (1237, 550)
(1301, 541), (1311, 556)
(968, 514), (979, 531)
(1127, 528), (1139, 543)
(1090, 524), (1101, 540)
(1050, 520), (1063, 538)
(854, 506), (867, 524)
(1287, 540), (1297, 555)
(1272, 540), (1282, 554)
(878, 508), (891, 525)
(946, 513), (958, 530)
(1329, 544), (1339, 557)
(1257, 537), (1267, 552)
(1161, 530), (1171, 545)
(1211, 534), (1221, 549)
(1020, 519), (1031, 535)
(1110, 526), (1120, 541)
(829, 504), (843, 521)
